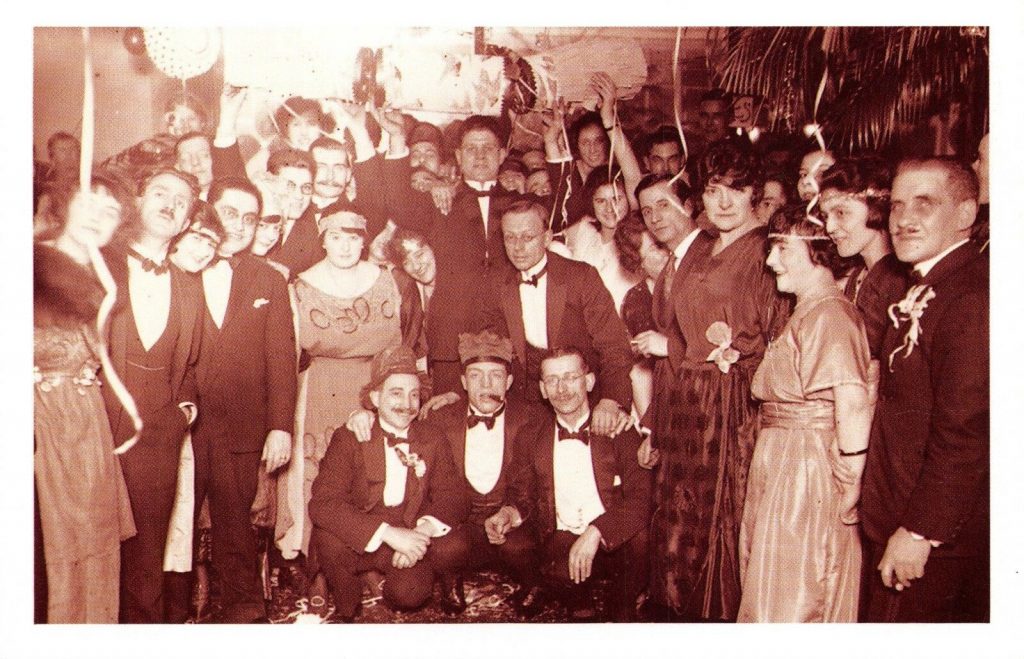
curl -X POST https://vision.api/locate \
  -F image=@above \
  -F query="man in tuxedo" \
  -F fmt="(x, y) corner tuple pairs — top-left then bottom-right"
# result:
(189, 175), (298, 623)
(861, 157), (989, 622)
(507, 348), (651, 621)
(478, 199), (634, 438)
(309, 346), (469, 620)
(101, 168), (205, 623)
(427, 331), (545, 616)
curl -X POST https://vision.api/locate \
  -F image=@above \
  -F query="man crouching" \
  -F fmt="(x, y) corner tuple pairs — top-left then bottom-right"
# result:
(308, 346), (468, 620)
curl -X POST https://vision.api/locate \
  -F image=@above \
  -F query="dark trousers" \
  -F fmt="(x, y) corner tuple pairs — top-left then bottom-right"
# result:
(314, 525), (469, 618)
(863, 539), (989, 622)
(117, 413), (185, 623)
(193, 434), (265, 623)
(444, 522), (539, 587)
(542, 528), (649, 620)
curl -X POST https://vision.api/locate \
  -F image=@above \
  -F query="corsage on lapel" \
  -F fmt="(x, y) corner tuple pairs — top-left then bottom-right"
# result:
(705, 321), (740, 374)
(886, 284), (936, 371)
(253, 298), (270, 309)
(394, 445), (426, 478)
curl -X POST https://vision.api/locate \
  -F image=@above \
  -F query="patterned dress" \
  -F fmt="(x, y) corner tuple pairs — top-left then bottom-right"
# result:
(738, 294), (869, 622)
(648, 227), (788, 620)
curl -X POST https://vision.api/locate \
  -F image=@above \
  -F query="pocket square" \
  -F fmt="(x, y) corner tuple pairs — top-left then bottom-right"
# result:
(253, 298), (270, 308)
(613, 475), (622, 487)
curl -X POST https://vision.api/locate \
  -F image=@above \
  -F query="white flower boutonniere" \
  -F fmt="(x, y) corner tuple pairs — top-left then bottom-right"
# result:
(886, 284), (937, 370)
(394, 446), (427, 479)
(705, 321), (740, 374)
(253, 298), (270, 309)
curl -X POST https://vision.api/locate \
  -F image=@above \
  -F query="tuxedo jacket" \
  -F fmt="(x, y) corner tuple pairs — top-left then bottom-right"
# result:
(99, 245), (204, 428)
(192, 255), (297, 453)
(512, 413), (651, 551)
(430, 400), (534, 523)
(861, 242), (989, 555)
(425, 181), (520, 274)
(477, 251), (634, 409)
(309, 421), (469, 554)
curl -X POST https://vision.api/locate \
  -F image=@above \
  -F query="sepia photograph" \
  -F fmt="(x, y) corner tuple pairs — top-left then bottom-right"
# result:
(11, 4), (1024, 657)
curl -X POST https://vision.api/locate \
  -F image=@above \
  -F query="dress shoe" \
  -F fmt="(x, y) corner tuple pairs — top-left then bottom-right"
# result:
(439, 575), (467, 615)
(511, 585), (545, 618)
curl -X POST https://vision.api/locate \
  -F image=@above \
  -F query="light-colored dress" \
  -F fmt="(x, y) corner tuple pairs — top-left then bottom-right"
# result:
(738, 294), (869, 622)
(34, 323), (136, 623)
(276, 268), (403, 558)
(563, 219), (640, 315)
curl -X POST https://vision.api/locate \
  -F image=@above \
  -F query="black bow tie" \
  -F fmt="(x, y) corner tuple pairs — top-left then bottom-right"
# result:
(129, 249), (169, 275)
(381, 430), (408, 447)
(557, 422), (591, 444)
(520, 266), (547, 287)
(467, 405), (504, 430)
(470, 185), (495, 199)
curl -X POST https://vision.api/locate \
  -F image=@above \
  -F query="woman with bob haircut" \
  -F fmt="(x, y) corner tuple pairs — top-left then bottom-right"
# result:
(737, 204), (872, 622)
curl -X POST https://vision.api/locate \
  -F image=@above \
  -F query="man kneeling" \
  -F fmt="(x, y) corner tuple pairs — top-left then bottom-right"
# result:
(308, 346), (468, 620)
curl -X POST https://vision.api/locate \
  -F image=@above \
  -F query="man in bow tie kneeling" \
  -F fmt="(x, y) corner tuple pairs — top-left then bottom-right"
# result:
(507, 348), (652, 622)
(309, 346), (468, 621)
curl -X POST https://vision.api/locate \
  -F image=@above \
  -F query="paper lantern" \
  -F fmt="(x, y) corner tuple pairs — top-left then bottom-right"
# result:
(144, 28), (221, 81)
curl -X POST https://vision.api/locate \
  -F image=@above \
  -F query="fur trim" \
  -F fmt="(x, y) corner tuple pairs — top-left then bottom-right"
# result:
(34, 243), (104, 329)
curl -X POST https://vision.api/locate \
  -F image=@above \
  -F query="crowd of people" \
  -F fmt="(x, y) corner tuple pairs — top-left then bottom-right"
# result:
(32, 74), (989, 625)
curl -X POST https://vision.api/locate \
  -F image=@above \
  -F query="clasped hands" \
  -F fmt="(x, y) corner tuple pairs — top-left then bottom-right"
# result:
(384, 521), (436, 569)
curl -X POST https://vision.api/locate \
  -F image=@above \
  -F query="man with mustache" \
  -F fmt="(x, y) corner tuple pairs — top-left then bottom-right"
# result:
(309, 346), (468, 621)
(508, 348), (651, 621)
(860, 157), (989, 622)
(100, 168), (205, 622)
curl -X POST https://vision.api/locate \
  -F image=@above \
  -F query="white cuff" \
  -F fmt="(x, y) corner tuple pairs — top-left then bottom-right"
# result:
(546, 154), (572, 165)
(503, 506), (523, 529)
(179, 401), (198, 426)
(212, 132), (237, 148)
(416, 515), (450, 537)
(365, 522), (390, 552)
(908, 530), (942, 548)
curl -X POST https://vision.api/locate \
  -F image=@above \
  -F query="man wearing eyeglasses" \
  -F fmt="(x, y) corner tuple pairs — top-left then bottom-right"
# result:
(478, 199), (634, 439)
(188, 175), (298, 622)
(505, 348), (650, 621)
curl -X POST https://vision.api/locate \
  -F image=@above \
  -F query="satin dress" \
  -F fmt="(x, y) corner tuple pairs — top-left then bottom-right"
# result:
(737, 294), (870, 622)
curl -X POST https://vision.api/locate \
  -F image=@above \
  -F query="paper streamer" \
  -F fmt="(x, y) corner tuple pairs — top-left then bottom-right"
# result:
(79, 28), (143, 455)
(802, 64), (830, 227)
(667, 26), (689, 186)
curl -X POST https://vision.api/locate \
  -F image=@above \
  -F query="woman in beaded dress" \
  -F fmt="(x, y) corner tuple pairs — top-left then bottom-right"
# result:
(647, 140), (790, 621)
(276, 210), (422, 605)
(33, 174), (137, 623)
(737, 206), (872, 622)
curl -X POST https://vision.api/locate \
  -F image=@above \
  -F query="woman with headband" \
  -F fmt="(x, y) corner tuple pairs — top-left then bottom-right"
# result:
(737, 204), (871, 622)
(33, 173), (138, 622)
(276, 209), (423, 617)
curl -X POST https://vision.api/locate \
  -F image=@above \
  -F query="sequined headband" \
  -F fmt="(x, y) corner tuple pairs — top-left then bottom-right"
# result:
(767, 233), (833, 241)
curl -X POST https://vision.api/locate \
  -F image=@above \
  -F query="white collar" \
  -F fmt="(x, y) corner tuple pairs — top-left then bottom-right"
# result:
(673, 228), (701, 261)
(378, 417), (409, 440)
(521, 255), (548, 280)
(130, 241), (169, 263)
(914, 239), (970, 277)
(465, 179), (497, 192)
(556, 410), (591, 433)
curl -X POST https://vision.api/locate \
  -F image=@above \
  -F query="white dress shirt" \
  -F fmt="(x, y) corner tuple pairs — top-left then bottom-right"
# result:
(519, 255), (549, 349)
(202, 258), (233, 329)
(672, 228), (702, 271)
(553, 412), (605, 535)
(365, 418), (451, 552)
(127, 246), (171, 351)
(464, 405), (505, 495)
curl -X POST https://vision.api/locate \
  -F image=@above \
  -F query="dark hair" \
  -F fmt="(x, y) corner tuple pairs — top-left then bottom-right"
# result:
(644, 126), (683, 158)
(267, 148), (316, 178)
(768, 203), (846, 276)
(459, 115), (505, 145)
(169, 200), (225, 254)
(501, 199), (548, 230)
(818, 156), (893, 230)
(39, 170), (136, 242)
(700, 138), (765, 206)
(163, 93), (209, 128)
(581, 169), (628, 229)
(273, 96), (334, 139)
(540, 346), (590, 374)
(612, 212), (651, 275)
(895, 157), (979, 204)
(208, 176), (264, 218)
(499, 158), (527, 176)
(568, 111), (609, 161)
(385, 228), (431, 268)
(309, 135), (354, 164)
(700, 88), (732, 105)
(634, 172), (693, 208)
(138, 167), (201, 199)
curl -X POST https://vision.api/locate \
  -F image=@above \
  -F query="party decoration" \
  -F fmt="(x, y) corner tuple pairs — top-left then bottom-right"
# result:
(144, 27), (221, 81)
(122, 27), (146, 56)
(525, 37), (647, 110)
